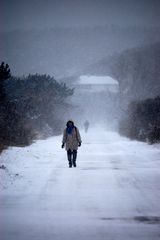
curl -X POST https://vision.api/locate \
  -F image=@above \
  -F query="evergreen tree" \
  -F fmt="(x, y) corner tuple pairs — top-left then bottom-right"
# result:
(0, 62), (11, 101)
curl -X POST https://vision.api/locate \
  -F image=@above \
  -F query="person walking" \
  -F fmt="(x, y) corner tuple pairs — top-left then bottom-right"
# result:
(84, 120), (89, 133)
(62, 120), (82, 168)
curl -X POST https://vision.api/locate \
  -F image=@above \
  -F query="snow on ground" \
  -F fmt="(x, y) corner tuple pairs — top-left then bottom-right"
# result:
(0, 127), (160, 240)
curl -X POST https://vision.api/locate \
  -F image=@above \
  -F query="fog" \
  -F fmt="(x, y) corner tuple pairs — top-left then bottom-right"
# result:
(1, 0), (160, 30)
(67, 75), (119, 130)
(1, 2), (160, 239)
(0, 0), (160, 144)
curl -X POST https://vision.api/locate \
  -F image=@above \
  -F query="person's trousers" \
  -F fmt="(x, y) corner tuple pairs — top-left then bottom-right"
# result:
(67, 149), (77, 166)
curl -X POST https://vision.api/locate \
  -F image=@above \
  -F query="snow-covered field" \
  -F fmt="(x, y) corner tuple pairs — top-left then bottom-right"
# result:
(0, 127), (160, 240)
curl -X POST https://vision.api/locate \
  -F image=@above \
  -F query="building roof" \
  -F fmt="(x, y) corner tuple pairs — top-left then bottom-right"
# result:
(78, 75), (118, 85)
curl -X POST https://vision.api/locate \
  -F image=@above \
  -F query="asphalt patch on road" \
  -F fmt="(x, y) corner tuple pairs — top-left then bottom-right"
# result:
(134, 216), (160, 224)
(81, 167), (104, 170)
(81, 167), (121, 170)
(100, 216), (160, 224)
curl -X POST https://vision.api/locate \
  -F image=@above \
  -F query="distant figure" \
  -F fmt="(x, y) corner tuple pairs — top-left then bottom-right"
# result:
(62, 120), (82, 168)
(138, 128), (146, 141)
(84, 120), (90, 133)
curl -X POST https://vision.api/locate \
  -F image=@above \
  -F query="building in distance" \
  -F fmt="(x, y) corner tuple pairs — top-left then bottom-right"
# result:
(76, 75), (119, 94)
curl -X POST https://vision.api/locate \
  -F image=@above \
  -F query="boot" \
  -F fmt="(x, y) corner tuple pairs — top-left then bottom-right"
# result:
(69, 161), (72, 168)
(73, 161), (76, 167)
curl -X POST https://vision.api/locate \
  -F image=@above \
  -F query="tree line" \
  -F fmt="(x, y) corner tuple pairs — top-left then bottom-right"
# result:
(119, 96), (160, 144)
(113, 43), (160, 143)
(0, 62), (73, 152)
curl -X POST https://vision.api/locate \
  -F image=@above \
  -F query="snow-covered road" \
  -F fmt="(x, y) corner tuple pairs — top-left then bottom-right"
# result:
(0, 128), (160, 240)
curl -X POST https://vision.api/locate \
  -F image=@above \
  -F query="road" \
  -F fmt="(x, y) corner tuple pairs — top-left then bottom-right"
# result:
(0, 128), (160, 240)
